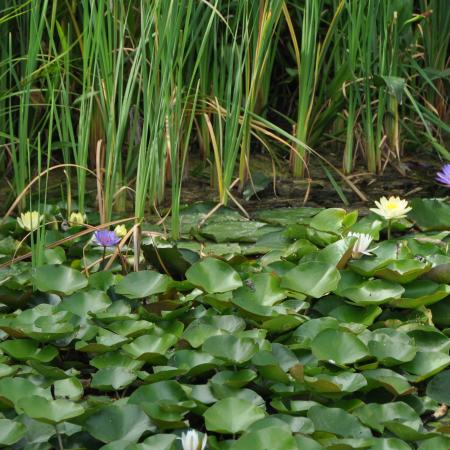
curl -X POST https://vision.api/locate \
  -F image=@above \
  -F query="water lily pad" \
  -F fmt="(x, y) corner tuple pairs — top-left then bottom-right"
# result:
(426, 370), (450, 404)
(186, 258), (242, 293)
(311, 329), (369, 365)
(32, 265), (88, 296)
(122, 332), (178, 363)
(307, 405), (372, 438)
(340, 279), (404, 305)
(17, 395), (85, 423)
(0, 419), (26, 445)
(390, 280), (450, 309)
(204, 398), (266, 434)
(200, 221), (280, 243)
(368, 329), (416, 365)
(91, 367), (137, 391)
(231, 426), (298, 450)
(58, 289), (111, 316)
(354, 402), (420, 433)
(85, 404), (152, 443)
(374, 259), (431, 283)
(409, 198), (450, 231)
(309, 208), (357, 234)
(54, 377), (83, 400)
(281, 262), (340, 298)
(0, 339), (58, 362)
(115, 270), (172, 298)
(401, 351), (450, 382)
(202, 335), (259, 364)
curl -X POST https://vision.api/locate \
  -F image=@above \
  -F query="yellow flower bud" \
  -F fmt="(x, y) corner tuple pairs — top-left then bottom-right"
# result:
(114, 224), (127, 237)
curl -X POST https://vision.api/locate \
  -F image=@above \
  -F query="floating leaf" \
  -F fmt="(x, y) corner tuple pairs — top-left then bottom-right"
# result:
(115, 270), (172, 298)
(307, 405), (372, 438)
(426, 370), (450, 404)
(32, 265), (87, 296)
(231, 426), (298, 450)
(17, 395), (85, 424)
(202, 335), (258, 364)
(204, 398), (265, 434)
(0, 419), (26, 446)
(311, 329), (369, 365)
(281, 262), (340, 298)
(186, 258), (242, 293)
(340, 279), (404, 305)
(85, 404), (152, 443)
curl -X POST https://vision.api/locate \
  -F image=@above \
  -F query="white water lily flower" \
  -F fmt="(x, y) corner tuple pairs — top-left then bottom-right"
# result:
(370, 196), (411, 220)
(180, 429), (207, 450)
(17, 211), (44, 232)
(348, 232), (373, 259)
(114, 224), (127, 238)
(69, 211), (86, 226)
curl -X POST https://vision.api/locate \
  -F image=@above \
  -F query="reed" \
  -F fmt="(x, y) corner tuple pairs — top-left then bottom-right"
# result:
(0, 0), (448, 238)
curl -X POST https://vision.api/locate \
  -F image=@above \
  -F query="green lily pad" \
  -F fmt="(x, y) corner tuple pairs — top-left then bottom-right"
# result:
(281, 262), (340, 298)
(311, 329), (370, 365)
(368, 329), (416, 366)
(0, 418), (26, 446)
(374, 259), (431, 283)
(85, 404), (153, 443)
(58, 289), (111, 316)
(115, 270), (172, 298)
(202, 335), (259, 364)
(0, 339), (58, 362)
(204, 398), (266, 434)
(122, 332), (178, 363)
(426, 370), (450, 404)
(390, 280), (450, 309)
(408, 198), (450, 231)
(17, 395), (85, 423)
(32, 265), (88, 296)
(91, 367), (137, 391)
(340, 279), (404, 305)
(401, 351), (450, 382)
(307, 405), (372, 438)
(231, 426), (298, 450)
(186, 258), (242, 293)
(200, 221), (280, 243)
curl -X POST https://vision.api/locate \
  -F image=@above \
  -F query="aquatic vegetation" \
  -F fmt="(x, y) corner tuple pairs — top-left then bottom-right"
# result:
(370, 196), (412, 220)
(16, 211), (44, 232)
(0, 200), (449, 448)
(348, 232), (374, 259)
(436, 164), (450, 187)
(92, 230), (122, 248)
(180, 430), (207, 450)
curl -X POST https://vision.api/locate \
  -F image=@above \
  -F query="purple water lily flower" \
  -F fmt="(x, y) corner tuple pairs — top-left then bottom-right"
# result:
(92, 230), (121, 247)
(436, 164), (450, 187)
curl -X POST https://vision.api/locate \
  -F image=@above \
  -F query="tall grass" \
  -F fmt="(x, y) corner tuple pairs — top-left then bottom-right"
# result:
(1, 0), (448, 238)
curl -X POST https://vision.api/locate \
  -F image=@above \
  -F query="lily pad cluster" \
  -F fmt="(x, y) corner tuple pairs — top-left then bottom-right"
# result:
(0, 198), (449, 449)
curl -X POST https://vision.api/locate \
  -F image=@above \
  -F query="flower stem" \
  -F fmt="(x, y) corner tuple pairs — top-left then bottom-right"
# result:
(387, 220), (392, 240)
(100, 245), (107, 270)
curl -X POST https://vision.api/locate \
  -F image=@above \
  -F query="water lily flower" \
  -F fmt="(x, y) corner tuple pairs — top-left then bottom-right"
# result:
(180, 430), (207, 450)
(69, 212), (86, 227)
(348, 232), (374, 259)
(17, 211), (44, 232)
(436, 164), (450, 187)
(370, 196), (411, 220)
(92, 230), (121, 247)
(114, 224), (127, 237)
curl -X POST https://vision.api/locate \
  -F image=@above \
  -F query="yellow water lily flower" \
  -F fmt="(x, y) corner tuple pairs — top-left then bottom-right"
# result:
(69, 212), (86, 226)
(114, 224), (127, 237)
(370, 196), (411, 220)
(17, 211), (44, 232)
